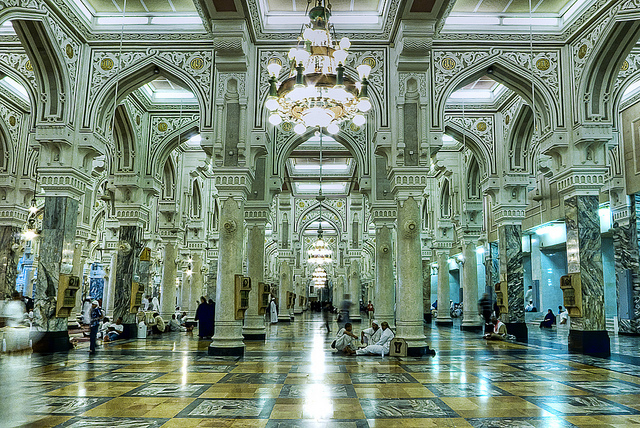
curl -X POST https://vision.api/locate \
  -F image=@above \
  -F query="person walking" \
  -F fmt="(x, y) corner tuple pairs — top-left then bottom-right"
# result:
(89, 300), (103, 355)
(366, 301), (374, 321)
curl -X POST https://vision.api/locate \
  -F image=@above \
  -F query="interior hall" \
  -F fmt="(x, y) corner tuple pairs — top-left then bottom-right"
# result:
(1, 0), (640, 426)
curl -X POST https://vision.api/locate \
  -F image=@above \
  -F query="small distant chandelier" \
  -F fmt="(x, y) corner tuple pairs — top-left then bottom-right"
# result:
(265, 0), (372, 135)
(313, 267), (327, 287)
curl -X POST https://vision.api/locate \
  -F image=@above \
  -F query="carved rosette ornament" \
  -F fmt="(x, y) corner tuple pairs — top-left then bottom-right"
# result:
(222, 220), (237, 234)
(402, 219), (419, 238)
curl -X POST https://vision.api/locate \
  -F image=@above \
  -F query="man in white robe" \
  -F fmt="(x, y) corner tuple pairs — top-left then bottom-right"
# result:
(270, 298), (278, 324)
(356, 321), (394, 356)
(360, 320), (381, 346)
(151, 296), (160, 311)
(333, 323), (358, 355)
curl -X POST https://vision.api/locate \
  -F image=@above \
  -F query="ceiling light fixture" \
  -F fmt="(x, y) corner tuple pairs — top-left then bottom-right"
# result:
(265, 0), (372, 134)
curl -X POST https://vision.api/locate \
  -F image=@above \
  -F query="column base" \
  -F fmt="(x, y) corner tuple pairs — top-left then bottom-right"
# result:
(31, 330), (70, 354)
(506, 322), (528, 342)
(242, 333), (266, 341)
(423, 313), (432, 323)
(208, 345), (245, 356)
(407, 345), (437, 357)
(568, 329), (610, 357)
(435, 318), (453, 327)
(460, 324), (483, 332)
(277, 316), (291, 323)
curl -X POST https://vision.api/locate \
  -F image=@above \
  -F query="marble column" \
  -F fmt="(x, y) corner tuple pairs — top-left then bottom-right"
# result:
(461, 238), (482, 331)
(348, 260), (362, 322)
(435, 250), (452, 326)
(209, 197), (246, 356)
(422, 259), (431, 322)
(105, 254), (117, 316)
(138, 248), (151, 311)
(278, 260), (292, 323)
(32, 196), (78, 353)
(180, 270), (192, 313)
(498, 224), (527, 341)
(113, 226), (142, 337)
(0, 226), (21, 299)
(396, 197), (429, 355)
(243, 222), (266, 340)
(294, 281), (303, 315)
(374, 224), (395, 327)
(71, 242), (84, 317)
(485, 241), (499, 296)
(612, 194), (640, 335)
(190, 253), (204, 315)
(160, 241), (178, 319)
(565, 195), (609, 355)
(335, 274), (345, 315)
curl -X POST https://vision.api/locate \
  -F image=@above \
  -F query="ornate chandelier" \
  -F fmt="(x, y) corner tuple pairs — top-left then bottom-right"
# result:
(313, 267), (327, 287)
(265, 0), (372, 134)
(308, 225), (333, 265)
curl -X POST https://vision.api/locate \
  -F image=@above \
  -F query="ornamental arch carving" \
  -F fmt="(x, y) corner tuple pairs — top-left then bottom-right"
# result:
(433, 55), (559, 136)
(295, 202), (346, 235)
(86, 55), (211, 136)
(150, 120), (200, 179)
(443, 121), (493, 179)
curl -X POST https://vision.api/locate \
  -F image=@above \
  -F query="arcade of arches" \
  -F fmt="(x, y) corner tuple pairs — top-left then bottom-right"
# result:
(1, 0), (640, 425)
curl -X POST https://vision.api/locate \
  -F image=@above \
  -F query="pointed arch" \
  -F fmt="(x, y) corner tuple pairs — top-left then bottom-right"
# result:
(466, 156), (481, 200)
(151, 121), (199, 177)
(112, 104), (136, 173)
(12, 19), (70, 124)
(273, 128), (367, 180)
(295, 202), (345, 234)
(161, 155), (176, 200)
(88, 57), (207, 134)
(440, 178), (451, 218)
(435, 56), (558, 134)
(443, 122), (492, 178)
(299, 214), (343, 242)
(191, 179), (202, 219)
(508, 104), (534, 174)
(0, 119), (11, 173)
(0, 62), (37, 127)
(580, 19), (640, 122)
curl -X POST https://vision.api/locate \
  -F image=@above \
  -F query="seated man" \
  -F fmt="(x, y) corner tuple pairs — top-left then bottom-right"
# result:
(151, 312), (166, 334)
(356, 321), (394, 356)
(169, 314), (186, 332)
(540, 309), (556, 328)
(360, 320), (381, 346)
(525, 300), (537, 312)
(104, 317), (124, 342)
(332, 322), (358, 355)
(558, 305), (569, 325)
(483, 316), (507, 341)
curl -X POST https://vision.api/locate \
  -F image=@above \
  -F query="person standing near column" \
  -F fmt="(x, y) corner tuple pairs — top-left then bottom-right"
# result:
(89, 300), (103, 355)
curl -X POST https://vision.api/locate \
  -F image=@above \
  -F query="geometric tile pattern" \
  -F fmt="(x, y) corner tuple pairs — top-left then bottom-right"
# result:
(4, 315), (640, 428)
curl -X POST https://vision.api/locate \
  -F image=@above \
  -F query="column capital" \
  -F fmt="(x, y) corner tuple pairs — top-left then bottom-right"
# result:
(371, 202), (397, 227)
(389, 168), (427, 202)
(214, 168), (254, 202)
(39, 168), (90, 199)
(554, 166), (607, 198)
(244, 202), (270, 225)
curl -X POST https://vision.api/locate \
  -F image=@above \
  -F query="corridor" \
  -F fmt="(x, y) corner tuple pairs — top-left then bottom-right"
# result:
(2, 314), (640, 427)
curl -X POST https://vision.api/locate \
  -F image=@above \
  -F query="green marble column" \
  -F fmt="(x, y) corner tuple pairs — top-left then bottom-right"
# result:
(113, 226), (143, 338)
(498, 224), (527, 341)
(32, 196), (79, 353)
(0, 226), (21, 299)
(565, 195), (609, 356)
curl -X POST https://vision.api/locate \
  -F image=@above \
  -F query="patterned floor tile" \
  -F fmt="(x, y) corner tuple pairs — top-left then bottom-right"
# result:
(28, 396), (111, 415)
(400, 364), (461, 372)
(465, 416), (577, 427)
(359, 398), (458, 418)
(175, 398), (276, 418)
(217, 373), (288, 384)
(566, 380), (640, 395)
(265, 419), (369, 428)
(278, 384), (357, 398)
(124, 383), (211, 397)
(427, 383), (510, 397)
(88, 372), (166, 382)
(524, 395), (640, 416)
(54, 416), (168, 427)
(183, 364), (237, 373)
(349, 373), (417, 384)
(506, 363), (577, 371)
(476, 371), (545, 382)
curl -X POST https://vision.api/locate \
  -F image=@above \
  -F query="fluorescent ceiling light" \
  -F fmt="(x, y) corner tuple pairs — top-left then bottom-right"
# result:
(291, 164), (352, 174)
(151, 16), (202, 25)
(295, 183), (347, 192)
(622, 80), (640, 101)
(502, 17), (559, 26)
(152, 90), (195, 100)
(442, 134), (455, 143)
(96, 16), (149, 26)
(0, 77), (29, 102)
(445, 16), (500, 26)
(187, 134), (201, 144)
(449, 90), (493, 100)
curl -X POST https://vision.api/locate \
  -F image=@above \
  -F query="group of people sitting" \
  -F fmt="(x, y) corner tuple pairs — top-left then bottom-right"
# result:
(331, 320), (395, 356)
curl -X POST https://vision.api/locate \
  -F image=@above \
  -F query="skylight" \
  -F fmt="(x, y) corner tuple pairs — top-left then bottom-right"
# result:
(140, 78), (197, 105)
(294, 182), (349, 195)
(622, 80), (640, 103)
(0, 76), (30, 102)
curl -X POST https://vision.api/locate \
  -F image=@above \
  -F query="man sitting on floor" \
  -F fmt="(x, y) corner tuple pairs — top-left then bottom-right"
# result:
(151, 312), (166, 335)
(483, 316), (507, 341)
(356, 321), (394, 356)
(539, 309), (556, 328)
(332, 322), (358, 355)
(103, 317), (124, 342)
(360, 320), (381, 346)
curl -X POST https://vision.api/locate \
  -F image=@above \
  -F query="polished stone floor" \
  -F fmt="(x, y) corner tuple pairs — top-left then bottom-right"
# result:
(2, 314), (640, 427)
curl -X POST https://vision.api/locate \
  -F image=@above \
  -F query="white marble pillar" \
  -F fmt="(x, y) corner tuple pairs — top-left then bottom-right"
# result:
(335, 274), (345, 316)
(278, 260), (292, 322)
(105, 254), (117, 317)
(461, 238), (482, 331)
(71, 242), (84, 317)
(180, 270), (192, 313)
(293, 281), (303, 315)
(0, 225), (20, 300)
(190, 253), (204, 315)
(374, 224), (395, 327)
(348, 260), (362, 322)
(436, 250), (452, 326)
(243, 222), (266, 339)
(209, 197), (246, 356)
(160, 241), (178, 319)
(395, 197), (428, 354)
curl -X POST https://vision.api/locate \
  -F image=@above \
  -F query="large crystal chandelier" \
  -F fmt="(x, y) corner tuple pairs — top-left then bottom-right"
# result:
(265, 0), (372, 134)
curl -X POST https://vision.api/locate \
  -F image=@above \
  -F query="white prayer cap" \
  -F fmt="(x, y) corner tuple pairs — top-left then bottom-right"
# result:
(91, 300), (99, 306)
(372, 320), (379, 326)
